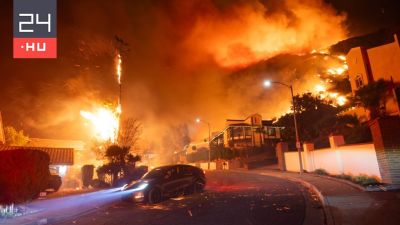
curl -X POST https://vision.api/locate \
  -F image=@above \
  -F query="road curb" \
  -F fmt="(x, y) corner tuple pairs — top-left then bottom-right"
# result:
(257, 172), (334, 225)
(232, 170), (335, 225)
(311, 174), (366, 191)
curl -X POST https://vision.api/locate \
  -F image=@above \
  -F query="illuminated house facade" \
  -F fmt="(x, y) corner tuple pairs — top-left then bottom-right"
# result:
(347, 33), (400, 119)
(210, 114), (283, 150)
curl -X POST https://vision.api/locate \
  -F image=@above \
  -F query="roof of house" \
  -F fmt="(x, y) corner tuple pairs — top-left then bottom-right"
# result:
(27, 138), (85, 151)
(227, 123), (253, 127)
(0, 146), (74, 165)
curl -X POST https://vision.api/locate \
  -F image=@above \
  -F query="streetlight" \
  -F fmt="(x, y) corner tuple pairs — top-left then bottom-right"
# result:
(196, 118), (211, 170)
(263, 80), (304, 174)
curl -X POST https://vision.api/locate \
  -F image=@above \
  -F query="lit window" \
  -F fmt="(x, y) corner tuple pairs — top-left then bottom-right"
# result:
(268, 128), (276, 136)
(58, 166), (67, 177)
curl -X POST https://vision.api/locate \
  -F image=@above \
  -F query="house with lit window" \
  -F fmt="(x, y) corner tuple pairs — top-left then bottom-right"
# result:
(210, 114), (283, 150)
(185, 114), (283, 155)
(346, 33), (400, 119)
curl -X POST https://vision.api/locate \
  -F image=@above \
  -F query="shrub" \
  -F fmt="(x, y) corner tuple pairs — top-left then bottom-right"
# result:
(90, 179), (110, 189)
(214, 148), (236, 160)
(314, 168), (329, 176)
(352, 175), (379, 186)
(0, 149), (50, 204)
(96, 166), (110, 183)
(335, 174), (352, 181)
(81, 165), (94, 188)
(48, 174), (62, 192)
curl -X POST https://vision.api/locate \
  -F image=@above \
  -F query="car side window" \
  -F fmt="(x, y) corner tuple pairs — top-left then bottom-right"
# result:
(164, 167), (179, 180)
(164, 169), (173, 180)
(182, 166), (193, 176)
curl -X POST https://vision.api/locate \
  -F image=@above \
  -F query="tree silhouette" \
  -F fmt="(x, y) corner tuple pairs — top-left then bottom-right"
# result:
(3, 126), (29, 146)
(354, 79), (390, 120)
(276, 93), (370, 148)
(98, 145), (141, 187)
(117, 118), (141, 149)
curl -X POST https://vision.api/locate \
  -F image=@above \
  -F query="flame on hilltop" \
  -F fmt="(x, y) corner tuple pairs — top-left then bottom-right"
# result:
(312, 51), (349, 106)
(80, 106), (120, 142)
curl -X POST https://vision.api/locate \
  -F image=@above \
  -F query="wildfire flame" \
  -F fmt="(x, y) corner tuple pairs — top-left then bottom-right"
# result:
(311, 53), (349, 107)
(117, 54), (122, 85)
(80, 53), (124, 142)
(314, 83), (347, 106)
(80, 106), (120, 142)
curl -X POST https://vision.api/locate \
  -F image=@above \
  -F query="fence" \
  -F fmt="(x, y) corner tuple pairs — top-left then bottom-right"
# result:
(284, 135), (381, 179)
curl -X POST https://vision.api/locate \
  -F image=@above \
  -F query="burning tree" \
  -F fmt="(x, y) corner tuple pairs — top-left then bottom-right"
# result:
(80, 104), (121, 143)
(80, 103), (122, 159)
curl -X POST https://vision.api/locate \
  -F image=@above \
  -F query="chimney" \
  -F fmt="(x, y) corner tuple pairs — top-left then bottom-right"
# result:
(0, 112), (5, 144)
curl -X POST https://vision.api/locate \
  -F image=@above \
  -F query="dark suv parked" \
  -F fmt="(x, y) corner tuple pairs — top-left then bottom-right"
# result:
(121, 164), (206, 204)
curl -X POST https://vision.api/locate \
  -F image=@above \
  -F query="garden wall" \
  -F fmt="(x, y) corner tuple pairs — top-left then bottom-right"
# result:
(284, 136), (381, 179)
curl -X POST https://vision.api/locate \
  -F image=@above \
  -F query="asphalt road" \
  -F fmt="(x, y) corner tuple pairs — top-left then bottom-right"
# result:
(53, 170), (324, 225)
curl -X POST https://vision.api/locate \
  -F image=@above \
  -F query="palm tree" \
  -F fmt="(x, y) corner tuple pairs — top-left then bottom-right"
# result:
(354, 79), (390, 120)
(99, 145), (141, 187)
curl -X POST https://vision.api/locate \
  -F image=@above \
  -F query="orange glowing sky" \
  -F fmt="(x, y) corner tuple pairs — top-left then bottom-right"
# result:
(0, 0), (399, 146)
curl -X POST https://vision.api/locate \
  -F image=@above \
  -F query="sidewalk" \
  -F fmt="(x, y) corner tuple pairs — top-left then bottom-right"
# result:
(250, 168), (400, 225)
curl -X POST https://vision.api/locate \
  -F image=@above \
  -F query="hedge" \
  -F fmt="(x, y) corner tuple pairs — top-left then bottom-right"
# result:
(0, 149), (50, 204)
(81, 165), (94, 188)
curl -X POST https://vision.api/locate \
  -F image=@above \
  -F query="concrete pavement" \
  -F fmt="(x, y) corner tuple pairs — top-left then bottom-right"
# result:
(248, 168), (400, 225)
(46, 171), (323, 225)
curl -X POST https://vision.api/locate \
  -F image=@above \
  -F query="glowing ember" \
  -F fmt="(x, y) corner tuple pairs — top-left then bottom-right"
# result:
(80, 106), (120, 142)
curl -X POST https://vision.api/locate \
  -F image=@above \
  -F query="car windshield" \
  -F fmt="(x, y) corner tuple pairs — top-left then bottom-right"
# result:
(141, 168), (165, 179)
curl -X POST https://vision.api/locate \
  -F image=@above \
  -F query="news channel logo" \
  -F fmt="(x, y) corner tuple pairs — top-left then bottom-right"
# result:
(13, 0), (57, 58)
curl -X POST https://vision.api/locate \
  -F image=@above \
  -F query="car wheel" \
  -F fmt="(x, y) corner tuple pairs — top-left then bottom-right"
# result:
(148, 187), (162, 204)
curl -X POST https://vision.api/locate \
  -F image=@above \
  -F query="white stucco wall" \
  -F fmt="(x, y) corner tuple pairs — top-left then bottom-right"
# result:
(284, 143), (381, 179)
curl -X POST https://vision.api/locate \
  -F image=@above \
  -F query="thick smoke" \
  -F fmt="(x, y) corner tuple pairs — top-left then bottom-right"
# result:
(0, 0), (347, 161)
(185, 0), (346, 68)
